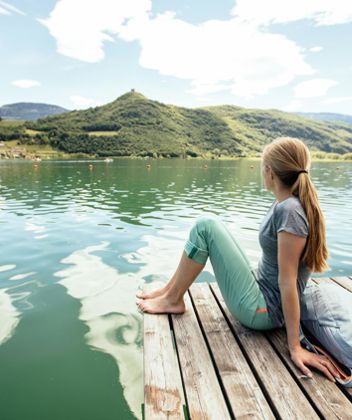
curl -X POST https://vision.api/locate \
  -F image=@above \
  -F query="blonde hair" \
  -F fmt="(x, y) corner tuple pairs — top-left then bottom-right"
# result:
(262, 137), (329, 272)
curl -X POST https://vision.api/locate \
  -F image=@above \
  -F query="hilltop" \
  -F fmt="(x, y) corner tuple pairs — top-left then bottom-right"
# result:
(1, 90), (352, 159)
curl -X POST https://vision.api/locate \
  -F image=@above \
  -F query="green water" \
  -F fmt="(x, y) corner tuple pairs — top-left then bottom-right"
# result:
(0, 158), (351, 420)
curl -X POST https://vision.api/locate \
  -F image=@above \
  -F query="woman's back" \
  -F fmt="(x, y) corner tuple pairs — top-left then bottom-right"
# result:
(257, 196), (311, 327)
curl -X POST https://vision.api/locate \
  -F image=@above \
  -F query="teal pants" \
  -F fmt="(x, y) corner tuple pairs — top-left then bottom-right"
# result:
(184, 215), (275, 330)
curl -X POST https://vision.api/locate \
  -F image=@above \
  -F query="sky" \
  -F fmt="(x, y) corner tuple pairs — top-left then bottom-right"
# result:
(1, 0), (352, 114)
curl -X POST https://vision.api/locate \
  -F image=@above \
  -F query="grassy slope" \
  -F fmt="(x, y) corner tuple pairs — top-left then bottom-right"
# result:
(205, 106), (352, 154)
(2, 91), (352, 157)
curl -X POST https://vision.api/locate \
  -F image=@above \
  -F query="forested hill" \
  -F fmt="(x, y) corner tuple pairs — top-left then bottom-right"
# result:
(5, 91), (352, 158)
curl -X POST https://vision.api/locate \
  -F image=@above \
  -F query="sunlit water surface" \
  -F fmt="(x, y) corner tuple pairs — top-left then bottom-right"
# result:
(0, 158), (351, 420)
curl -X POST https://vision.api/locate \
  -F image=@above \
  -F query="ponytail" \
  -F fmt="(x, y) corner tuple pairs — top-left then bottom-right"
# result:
(291, 172), (329, 272)
(263, 137), (329, 272)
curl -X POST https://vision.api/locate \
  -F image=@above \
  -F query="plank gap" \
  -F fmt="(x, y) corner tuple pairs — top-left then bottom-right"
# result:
(168, 312), (190, 420)
(188, 287), (236, 420)
(171, 291), (231, 418)
(329, 277), (352, 293)
(208, 283), (283, 419)
(264, 330), (331, 419)
(190, 283), (275, 419)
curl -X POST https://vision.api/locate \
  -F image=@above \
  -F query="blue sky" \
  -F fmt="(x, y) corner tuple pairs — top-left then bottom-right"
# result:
(1, 0), (352, 113)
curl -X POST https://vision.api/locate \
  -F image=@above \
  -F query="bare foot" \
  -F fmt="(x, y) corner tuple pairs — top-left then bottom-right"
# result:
(136, 282), (171, 299)
(136, 293), (186, 314)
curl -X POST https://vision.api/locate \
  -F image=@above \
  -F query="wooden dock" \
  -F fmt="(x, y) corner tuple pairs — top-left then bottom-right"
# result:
(143, 277), (352, 419)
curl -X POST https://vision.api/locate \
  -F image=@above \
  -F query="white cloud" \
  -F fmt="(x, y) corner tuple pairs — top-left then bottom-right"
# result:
(309, 46), (323, 52)
(294, 78), (338, 98)
(231, 0), (352, 26)
(0, 1), (25, 15)
(0, 6), (9, 14)
(70, 95), (103, 109)
(283, 99), (304, 111)
(38, 0), (151, 63)
(12, 79), (40, 88)
(40, 0), (351, 100)
(39, 1), (314, 98)
(119, 13), (313, 98)
(323, 96), (352, 105)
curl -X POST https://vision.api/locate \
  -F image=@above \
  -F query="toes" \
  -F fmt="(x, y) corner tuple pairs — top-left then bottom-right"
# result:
(141, 302), (152, 313)
(135, 300), (143, 309)
(136, 302), (145, 312)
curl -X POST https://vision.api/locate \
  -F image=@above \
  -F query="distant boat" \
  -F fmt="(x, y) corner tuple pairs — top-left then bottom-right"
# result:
(104, 158), (113, 162)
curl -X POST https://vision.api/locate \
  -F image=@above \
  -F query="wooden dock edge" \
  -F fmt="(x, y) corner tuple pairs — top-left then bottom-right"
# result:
(143, 277), (352, 419)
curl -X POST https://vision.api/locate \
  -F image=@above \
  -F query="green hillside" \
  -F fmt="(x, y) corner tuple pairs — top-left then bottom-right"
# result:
(1, 90), (352, 158)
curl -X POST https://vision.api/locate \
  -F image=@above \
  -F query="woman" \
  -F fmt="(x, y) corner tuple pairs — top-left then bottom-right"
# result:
(136, 137), (341, 383)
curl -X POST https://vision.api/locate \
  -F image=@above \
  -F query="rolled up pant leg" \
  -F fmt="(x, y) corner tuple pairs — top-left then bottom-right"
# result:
(184, 215), (274, 330)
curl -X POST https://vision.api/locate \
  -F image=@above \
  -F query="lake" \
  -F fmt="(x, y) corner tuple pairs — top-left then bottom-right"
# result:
(0, 158), (351, 420)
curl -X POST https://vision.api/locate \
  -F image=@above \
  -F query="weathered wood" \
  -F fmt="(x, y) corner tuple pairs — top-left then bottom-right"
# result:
(330, 276), (352, 293)
(312, 276), (352, 293)
(143, 277), (352, 417)
(189, 283), (275, 419)
(144, 313), (185, 419)
(172, 291), (231, 419)
(266, 327), (352, 419)
(210, 283), (320, 419)
(311, 277), (338, 286)
(143, 284), (185, 419)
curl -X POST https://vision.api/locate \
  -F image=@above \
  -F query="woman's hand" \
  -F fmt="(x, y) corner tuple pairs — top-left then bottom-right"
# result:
(290, 346), (342, 382)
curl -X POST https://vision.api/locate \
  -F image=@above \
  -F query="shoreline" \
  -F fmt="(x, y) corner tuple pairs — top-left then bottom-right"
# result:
(1, 155), (352, 162)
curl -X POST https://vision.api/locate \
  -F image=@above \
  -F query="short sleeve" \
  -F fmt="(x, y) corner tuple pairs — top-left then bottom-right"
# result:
(274, 202), (309, 237)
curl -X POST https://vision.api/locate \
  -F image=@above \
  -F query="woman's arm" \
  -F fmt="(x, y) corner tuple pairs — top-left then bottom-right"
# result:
(279, 280), (301, 352)
(277, 231), (305, 352)
(278, 231), (340, 382)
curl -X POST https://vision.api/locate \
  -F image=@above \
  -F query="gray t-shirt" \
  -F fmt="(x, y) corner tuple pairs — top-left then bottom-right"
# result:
(256, 196), (311, 328)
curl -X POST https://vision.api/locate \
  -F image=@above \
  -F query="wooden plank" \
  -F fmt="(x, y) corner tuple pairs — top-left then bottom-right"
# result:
(266, 327), (352, 419)
(210, 283), (320, 419)
(312, 276), (352, 293)
(143, 285), (185, 419)
(330, 276), (352, 292)
(171, 291), (231, 420)
(310, 277), (335, 286)
(189, 283), (275, 419)
(144, 313), (185, 419)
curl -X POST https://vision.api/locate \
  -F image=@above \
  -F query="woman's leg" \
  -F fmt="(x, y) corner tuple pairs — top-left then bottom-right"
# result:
(136, 268), (180, 299)
(137, 215), (273, 330)
(136, 216), (254, 300)
(136, 251), (204, 313)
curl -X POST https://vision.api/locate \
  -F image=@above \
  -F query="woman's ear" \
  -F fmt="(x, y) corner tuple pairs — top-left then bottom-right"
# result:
(265, 164), (274, 180)
(270, 167), (274, 180)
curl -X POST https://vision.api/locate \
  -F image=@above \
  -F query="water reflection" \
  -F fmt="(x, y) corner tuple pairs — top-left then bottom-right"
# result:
(54, 227), (213, 420)
(0, 287), (20, 346)
(55, 242), (144, 419)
